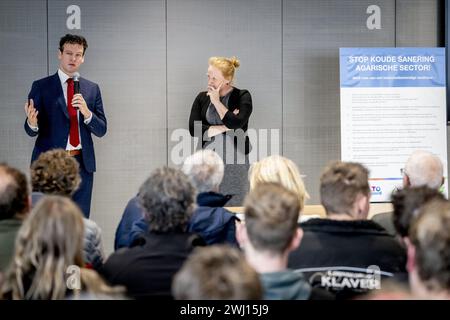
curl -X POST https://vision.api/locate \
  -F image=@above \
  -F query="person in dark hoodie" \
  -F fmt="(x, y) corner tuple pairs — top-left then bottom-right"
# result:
(237, 182), (331, 300)
(288, 161), (407, 299)
(114, 150), (238, 249)
(100, 167), (205, 299)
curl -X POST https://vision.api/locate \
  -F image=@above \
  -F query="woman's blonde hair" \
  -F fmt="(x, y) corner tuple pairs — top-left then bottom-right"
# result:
(1, 195), (85, 299)
(1, 196), (125, 300)
(208, 56), (240, 81)
(248, 155), (310, 211)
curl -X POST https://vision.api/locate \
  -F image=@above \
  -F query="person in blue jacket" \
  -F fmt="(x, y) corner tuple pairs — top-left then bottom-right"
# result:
(115, 150), (239, 249)
(24, 34), (107, 218)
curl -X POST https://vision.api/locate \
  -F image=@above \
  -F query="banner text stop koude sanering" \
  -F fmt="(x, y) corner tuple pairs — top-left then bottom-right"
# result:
(340, 48), (448, 202)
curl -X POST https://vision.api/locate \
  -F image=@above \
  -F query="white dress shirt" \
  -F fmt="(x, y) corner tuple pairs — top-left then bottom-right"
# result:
(27, 69), (93, 150)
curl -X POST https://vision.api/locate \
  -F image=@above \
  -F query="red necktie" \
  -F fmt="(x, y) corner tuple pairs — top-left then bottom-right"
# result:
(66, 78), (80, 147)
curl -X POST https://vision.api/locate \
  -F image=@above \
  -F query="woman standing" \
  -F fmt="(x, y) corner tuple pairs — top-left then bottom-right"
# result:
(189, 56), (252, 205)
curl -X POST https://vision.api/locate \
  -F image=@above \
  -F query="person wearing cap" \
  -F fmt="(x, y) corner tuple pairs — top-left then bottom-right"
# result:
(23, 34), (107, 218)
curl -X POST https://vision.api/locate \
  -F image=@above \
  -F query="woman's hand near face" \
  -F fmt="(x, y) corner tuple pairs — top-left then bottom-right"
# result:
(206, 81), (222, 105)
(206, 81), (230, 120)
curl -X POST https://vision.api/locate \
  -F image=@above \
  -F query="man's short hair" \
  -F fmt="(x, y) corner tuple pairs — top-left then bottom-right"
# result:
(320, 161), (370, 215)
(244, 182), (300, 254)
(30, 149), (81, 196)
(59, 34), (88, 55)
(391, 186), (445, 237)
(410, 199), (450, 292)
(139, 167), (195, 233)
(172, 245), (262, 300)
(182, 150), (224, 193)
(404, 150), (443, 189)
(0, 164), (29, 219)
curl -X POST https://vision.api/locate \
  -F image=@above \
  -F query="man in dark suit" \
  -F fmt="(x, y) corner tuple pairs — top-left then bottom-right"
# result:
(24, 34), (107, 218)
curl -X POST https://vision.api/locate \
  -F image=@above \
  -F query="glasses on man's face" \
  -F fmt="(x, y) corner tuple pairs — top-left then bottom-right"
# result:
(400, 168), (407, 176)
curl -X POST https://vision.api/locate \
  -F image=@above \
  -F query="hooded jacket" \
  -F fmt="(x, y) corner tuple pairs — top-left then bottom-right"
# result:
(115, 192), (238, 249)
(288, 218), (407, 299)
(260, 270), (311, 300)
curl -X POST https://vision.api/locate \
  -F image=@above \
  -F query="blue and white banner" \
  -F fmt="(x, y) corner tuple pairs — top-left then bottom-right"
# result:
(340, 48), (447, 202)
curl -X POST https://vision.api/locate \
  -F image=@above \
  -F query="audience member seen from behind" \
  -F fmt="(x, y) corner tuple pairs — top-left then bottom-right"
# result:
(373, 150), (445, 235)
(101, 167), (205, 299)
(391, 186), (445, 244)
(30, 149), (104, 269)
(288, 161), (407, 299)
(0, 196), (123, 299)
(0, 164), (30, 273)
(181, 150), (238, 244)
(117, 150), (238, 249)
(172, 245), (262, 300)
(237, 182), (331, 300)
(248, 155), (310, 221)
(407, 199), (450, 299)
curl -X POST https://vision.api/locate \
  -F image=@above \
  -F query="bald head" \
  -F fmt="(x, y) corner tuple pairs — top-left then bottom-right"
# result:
(404, 151), (444, 190)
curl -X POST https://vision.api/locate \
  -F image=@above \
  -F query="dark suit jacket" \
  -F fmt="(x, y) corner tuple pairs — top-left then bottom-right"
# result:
(188, 87), (252, 154)
(24, 72), (107, 173)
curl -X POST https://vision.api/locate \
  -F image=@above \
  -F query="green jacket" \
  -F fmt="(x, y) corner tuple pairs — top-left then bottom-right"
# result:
(0, 218), (22, 272)
(260, 270), (311, 300)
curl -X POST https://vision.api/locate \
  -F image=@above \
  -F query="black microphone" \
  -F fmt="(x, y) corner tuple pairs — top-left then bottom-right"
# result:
(73, 72), (80, 94)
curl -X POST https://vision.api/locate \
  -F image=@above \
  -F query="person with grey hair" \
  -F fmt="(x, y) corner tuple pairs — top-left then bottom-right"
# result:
(181, 149), (224, 193)
(373, 150), (445, 235)
(114, 150), (239, 249)
(181, 150), (238, 245)
(101, 167), (205, 299)
(403, 150), (444, 189)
